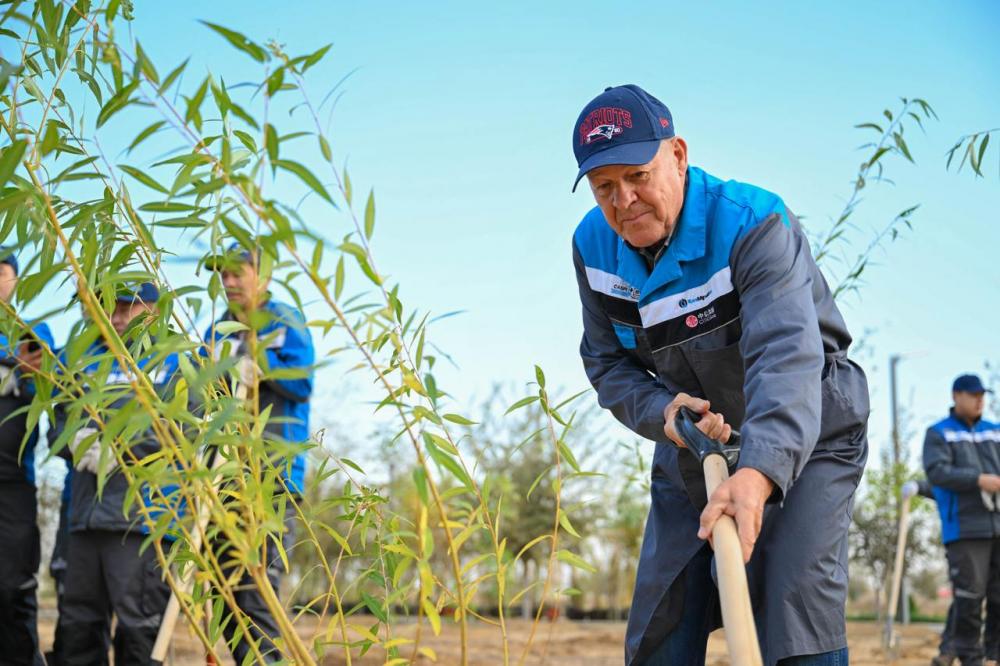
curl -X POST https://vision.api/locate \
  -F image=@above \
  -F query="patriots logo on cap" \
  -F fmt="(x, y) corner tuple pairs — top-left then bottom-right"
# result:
(585, 124), (623, 144)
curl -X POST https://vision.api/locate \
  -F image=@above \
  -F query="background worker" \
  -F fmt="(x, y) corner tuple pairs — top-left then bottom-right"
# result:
(924, 374), (1000, 666)
(51, 283), (179, 666)
(0, 247), (55, 665)
(203, 242), (314, 663)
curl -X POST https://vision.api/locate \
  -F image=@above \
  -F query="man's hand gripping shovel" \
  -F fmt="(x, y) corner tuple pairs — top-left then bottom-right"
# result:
(675, 406), (763, 666)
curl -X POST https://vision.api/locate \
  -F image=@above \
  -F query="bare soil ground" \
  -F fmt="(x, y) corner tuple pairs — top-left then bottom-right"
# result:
(39, 614), (941, 664)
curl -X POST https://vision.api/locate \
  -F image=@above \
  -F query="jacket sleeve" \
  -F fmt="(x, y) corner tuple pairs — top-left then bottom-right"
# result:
(574, 240), (673, 442)
(923, 427), (980, 491)
(730, 211), (824, 499)
(262, 313), (314, 403)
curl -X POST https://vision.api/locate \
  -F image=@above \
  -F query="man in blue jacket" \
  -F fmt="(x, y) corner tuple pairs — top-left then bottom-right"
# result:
(570, 86), (870, 665)
(203, 242), (314, 663)
(0, 247), (55, 665)
(924, 374), (1000, 666)
(52, 283), (179, 666)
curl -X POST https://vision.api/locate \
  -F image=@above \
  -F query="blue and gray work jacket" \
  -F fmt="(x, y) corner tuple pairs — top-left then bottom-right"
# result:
(51, 342), (184, 534)
(203, 298), (314, 494)
(0, 322), (55, 485)
(573, 165), (870, 664)
(923, 411), (1000, 544)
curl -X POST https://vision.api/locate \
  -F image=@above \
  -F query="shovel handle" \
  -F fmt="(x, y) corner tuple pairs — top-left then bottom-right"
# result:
(703, 443), (764, 666)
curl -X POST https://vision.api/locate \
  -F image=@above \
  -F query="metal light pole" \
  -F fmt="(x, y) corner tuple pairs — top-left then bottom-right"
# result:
(884, 351), (926, 648)
(889, 354), (901, 468)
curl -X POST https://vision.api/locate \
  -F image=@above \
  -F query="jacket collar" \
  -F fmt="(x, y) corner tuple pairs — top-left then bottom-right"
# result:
(949, 407), (982, 430)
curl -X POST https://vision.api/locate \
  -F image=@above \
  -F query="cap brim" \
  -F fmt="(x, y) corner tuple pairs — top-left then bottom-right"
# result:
(572, 139), (661, 192)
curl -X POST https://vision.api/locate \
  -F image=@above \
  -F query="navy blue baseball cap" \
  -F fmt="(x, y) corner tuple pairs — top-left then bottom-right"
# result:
(116, 282), (159, 304)
(953, 374), (992, 394)
(0, 246), (18, 275)
(572, 84), (675, 191)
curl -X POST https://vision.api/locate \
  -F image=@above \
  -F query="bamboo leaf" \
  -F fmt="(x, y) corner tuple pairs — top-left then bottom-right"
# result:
(318, 135), (332, 162)
(118, 165), (168, 194)
(505, 395), (538, 415)
(364, 189), (375, 239)
(334, 255), (345, 299)
(273, 159), (332, 203)
(0, 140), (27, 186)
(302, 43), (332, 72)
(854, 122), (883, 134)
(558, 509), (581, 538)
(422, 597), (441, 635)
(158, 57), (188, 94)
(96, 79), (139, 128)
(200, 21), (267, 63)
(976, 134), (990, 177)
(135, 41), (159, 84)
(39, 120), (60, 156)
(264, 123), (278, 164)
(361, 592), (388, 623)
(127, 120), (166, 154)
(442, 413), (476, 426)
(556, 549), (596, 573)
(184, 77), (210, 126)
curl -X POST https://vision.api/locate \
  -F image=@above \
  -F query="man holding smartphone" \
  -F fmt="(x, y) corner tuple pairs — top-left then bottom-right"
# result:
(0, 247), (55, 664)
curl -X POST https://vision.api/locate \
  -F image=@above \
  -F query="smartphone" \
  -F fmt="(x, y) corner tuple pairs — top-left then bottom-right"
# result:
(18, 333), (41, 352)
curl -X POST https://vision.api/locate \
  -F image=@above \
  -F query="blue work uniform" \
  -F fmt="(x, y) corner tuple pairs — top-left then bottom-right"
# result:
(573, 166), (870, 665)
(50, 341), (182, 665)
(202, 297), (314, 663)
(924, 412), (1000, 662)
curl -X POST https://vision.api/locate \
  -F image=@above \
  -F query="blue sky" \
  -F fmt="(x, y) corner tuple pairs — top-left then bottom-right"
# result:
(18, 1), (1000, 468)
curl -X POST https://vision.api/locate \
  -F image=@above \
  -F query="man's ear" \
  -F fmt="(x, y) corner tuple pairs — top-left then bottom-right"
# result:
(671, 136), (688, 174)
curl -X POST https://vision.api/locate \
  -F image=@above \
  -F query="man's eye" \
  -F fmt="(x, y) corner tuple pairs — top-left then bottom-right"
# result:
(596, 184), (612, 195)
(631, 172), (649, 182)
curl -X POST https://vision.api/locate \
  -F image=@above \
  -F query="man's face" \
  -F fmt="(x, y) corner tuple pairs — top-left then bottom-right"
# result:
(586, 138), (689, 248)
(0, 263), (17, 304)
(111, 300), (155, 336)
(953, 391), (985, 421)
(221, 262), (267, 311)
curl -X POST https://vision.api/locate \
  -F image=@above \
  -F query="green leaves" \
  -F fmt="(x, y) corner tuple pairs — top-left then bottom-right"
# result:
(273, 158), (332, 203)
(556, 549), (596, 573)
(264, 123), (279, 163)
(0, 140), (27, 186)
(96, 79), (139, 128)
(118, 164), (168, 194)
(364, 189), (375, 239)
(947, 129), (998, 179)
(200, 21), (267, 63)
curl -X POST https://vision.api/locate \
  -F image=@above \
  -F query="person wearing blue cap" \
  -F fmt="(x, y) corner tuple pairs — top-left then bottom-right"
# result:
(570, 85), (871, 665)
(924, 374), (1000, 666)
(203, 242), (314, 664)
(0, 246), (56, 664)
(50, 282), (182, 665)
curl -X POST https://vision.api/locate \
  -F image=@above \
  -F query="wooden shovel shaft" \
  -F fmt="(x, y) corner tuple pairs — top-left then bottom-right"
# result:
(884, 495), (913, 647)
(703, 455), (764, 666)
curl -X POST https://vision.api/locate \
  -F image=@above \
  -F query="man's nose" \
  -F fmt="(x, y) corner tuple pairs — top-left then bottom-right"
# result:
(612, 183), (637, 209)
